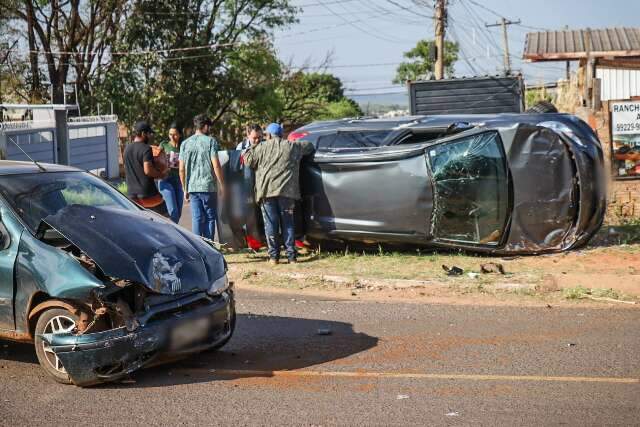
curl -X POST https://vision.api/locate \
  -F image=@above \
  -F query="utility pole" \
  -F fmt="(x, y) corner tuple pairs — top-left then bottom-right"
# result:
(434, 0), (447, 80)
(564, 25), (571, 80)
(485, 17), (521, 75)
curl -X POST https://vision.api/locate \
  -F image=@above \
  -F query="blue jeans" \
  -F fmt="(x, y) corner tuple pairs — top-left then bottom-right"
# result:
(158, 174), (184, 223)
(190, 192), (218, 240)
(261, 197), (296, 261)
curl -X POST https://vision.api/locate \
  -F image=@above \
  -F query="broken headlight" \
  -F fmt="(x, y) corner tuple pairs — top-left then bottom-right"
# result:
(208, 274), (229, 296)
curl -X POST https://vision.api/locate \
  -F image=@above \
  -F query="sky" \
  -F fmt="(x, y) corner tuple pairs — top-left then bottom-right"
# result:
(273, 0), (640, 99)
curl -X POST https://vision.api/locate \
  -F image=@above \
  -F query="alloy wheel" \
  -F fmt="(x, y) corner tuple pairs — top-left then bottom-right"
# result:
(41, 314), (76, 374)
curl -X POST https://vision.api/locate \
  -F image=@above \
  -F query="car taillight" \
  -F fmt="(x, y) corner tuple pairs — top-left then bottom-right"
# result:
(288, 131), (309, 141)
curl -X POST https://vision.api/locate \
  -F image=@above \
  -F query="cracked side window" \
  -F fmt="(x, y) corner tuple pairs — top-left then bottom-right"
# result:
(316, 131), (391, 151)
(427, 132), (509, 245)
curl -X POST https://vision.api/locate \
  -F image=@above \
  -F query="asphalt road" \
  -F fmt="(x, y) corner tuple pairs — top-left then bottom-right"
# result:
(0, 288), (638, 425)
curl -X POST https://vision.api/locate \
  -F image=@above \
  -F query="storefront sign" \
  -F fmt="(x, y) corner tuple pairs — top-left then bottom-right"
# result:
(611, 101), (640, 177)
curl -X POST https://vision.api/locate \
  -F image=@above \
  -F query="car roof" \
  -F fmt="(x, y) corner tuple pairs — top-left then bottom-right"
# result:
(0, 160), (82, 175)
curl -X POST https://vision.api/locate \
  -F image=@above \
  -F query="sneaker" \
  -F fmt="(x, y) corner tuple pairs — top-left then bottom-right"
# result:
(269, 258), (279, 265)
(288, 258), (297, 264)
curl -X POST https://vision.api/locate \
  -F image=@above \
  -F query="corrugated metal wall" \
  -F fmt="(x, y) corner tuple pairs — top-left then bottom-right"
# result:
(409, 76), (524, 115)
(68, 126), (108, 172)
(5, 131), (56, 163)
(596, 67), (640, 101)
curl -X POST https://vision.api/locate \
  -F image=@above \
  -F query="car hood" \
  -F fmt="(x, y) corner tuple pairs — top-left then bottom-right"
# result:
(41, 205), (225, 295)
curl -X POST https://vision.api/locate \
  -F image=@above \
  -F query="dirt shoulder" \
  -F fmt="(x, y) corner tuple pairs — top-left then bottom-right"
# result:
(225, 238), (640, 308)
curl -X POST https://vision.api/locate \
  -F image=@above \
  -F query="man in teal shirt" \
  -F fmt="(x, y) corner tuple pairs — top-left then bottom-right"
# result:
(179, 114), (225, 239)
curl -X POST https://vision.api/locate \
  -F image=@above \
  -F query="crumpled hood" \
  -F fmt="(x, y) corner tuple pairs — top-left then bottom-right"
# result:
(41, 205), (225, 294)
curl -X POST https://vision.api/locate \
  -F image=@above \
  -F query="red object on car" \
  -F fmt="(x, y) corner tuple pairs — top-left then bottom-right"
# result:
(287, 131), (309, 142)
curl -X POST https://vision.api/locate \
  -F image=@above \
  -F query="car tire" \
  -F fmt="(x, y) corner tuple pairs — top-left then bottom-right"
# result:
(526, 100), (558, 113)
(34, 308), (80, 384)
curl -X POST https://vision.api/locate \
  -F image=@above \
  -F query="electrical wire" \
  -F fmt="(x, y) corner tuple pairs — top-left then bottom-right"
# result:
(382, 0), (433, 19)
(315, 0), (414, 44)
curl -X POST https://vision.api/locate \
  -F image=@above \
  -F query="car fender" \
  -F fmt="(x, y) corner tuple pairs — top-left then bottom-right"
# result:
(13, 232), (104, 335)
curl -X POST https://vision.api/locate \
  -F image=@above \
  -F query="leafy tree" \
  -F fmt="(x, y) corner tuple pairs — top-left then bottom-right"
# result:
(1, 0), (128, 104)
(92, 0), (297, 136)
(393, 39), (459, 84)
(314, 98), (363, 121)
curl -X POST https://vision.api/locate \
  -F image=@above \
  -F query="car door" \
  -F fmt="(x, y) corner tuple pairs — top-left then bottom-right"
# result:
(302, 130), (434, 243)
(0, 199), (24, 331)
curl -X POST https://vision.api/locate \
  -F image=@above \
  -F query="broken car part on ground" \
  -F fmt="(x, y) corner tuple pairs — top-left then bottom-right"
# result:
(220, 113), (606, 255)
(0, 163), (235, 386)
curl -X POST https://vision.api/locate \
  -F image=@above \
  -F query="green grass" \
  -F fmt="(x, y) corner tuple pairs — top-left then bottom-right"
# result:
(562, 285), (626, 300)
(115, 181), (127, 194)
(61, 188), (114, 206)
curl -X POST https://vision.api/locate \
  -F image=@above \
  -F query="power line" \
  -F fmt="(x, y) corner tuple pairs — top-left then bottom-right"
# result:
(315, 0), (411, 44)
(382, 0), (433, 19)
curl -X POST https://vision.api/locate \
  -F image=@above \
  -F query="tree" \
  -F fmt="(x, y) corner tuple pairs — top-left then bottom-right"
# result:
(314, 98), (363, 121)
(393, 39), (459, 84)
(1, 0), (128, 104)
(92, 0), (297, 135)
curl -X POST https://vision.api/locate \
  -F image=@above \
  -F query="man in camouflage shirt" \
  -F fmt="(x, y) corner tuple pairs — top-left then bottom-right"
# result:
(242, 123), (314, 264)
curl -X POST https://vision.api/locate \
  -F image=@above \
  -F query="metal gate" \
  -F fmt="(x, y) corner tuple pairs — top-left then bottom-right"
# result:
(69, 125), (108, 173)
(4, 129), (56, 163)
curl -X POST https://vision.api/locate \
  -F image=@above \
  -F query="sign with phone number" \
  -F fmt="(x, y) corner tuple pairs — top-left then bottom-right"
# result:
(611, 101), (640, 135)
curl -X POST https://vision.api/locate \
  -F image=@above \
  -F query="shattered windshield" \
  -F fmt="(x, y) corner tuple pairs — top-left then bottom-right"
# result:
(0, 171), (139, 232)
(427, 132), (509, 245)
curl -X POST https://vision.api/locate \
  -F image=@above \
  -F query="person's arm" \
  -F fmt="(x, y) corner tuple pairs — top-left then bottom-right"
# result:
(211, 155), (225, 199)
(179, 159), (189, 201)
(210, 138), (225, 198)
(299, 140), (315, 156)
(143, 161), (166, 178)
(142, 145), (167, 178)
(242, 145), (259, 169)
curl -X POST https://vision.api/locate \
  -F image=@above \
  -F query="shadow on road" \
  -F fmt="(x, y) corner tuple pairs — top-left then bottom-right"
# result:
(125, 313), (378, 388)
(1, 314), (378, 388)
(0, 341), (38, 364)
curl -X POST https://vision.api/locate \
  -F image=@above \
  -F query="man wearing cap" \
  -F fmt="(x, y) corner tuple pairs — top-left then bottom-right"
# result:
(123, 121), (169, 216)
(179, 114), (225, 240)
(243, 123), (314, 264)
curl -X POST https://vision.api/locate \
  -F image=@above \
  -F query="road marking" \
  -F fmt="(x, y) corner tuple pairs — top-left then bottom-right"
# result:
(181, 368), (639, 384)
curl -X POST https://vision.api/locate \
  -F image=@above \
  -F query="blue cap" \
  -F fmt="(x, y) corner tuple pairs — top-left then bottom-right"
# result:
(266, 123), (283, 137)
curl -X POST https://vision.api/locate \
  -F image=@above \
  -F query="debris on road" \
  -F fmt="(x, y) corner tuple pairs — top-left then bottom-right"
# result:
(442, 265), (464, 276)
(480, 262), (505, 274)
(446, 411), (460, 417)
(396, 394), (409, 400)
(467, 272), (479, 279)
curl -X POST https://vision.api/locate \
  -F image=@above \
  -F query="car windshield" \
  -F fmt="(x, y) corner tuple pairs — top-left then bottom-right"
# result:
(427, 132), (509, 245)
(0, 171), (139, 232)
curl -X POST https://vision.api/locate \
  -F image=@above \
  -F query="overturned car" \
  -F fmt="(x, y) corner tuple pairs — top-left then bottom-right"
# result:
(222, 113), (606, 254)
(0, 162), (234, 386)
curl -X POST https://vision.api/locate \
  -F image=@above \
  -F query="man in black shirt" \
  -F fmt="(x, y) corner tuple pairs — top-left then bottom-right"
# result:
(123, 121), (169, 216)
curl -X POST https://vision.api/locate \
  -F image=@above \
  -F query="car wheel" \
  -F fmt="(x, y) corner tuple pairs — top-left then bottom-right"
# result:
(526, 100), (558, 113)
(34, 308), (79, 384)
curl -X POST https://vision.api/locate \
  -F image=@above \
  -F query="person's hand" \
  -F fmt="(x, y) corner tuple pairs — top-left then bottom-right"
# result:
(218, 184), (225, 200)
(184, 193), (190, 203)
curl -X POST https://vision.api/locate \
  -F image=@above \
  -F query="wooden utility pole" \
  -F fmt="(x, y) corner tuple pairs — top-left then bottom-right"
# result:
(434, 0), (447, 80)
(486, 17), (521, 75)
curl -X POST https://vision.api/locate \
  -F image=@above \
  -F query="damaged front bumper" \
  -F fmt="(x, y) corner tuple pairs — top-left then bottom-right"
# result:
(40, 290), (234, 386)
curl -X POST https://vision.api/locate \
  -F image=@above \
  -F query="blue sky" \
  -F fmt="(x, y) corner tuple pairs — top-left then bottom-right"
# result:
(273, 0), (640, 97)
